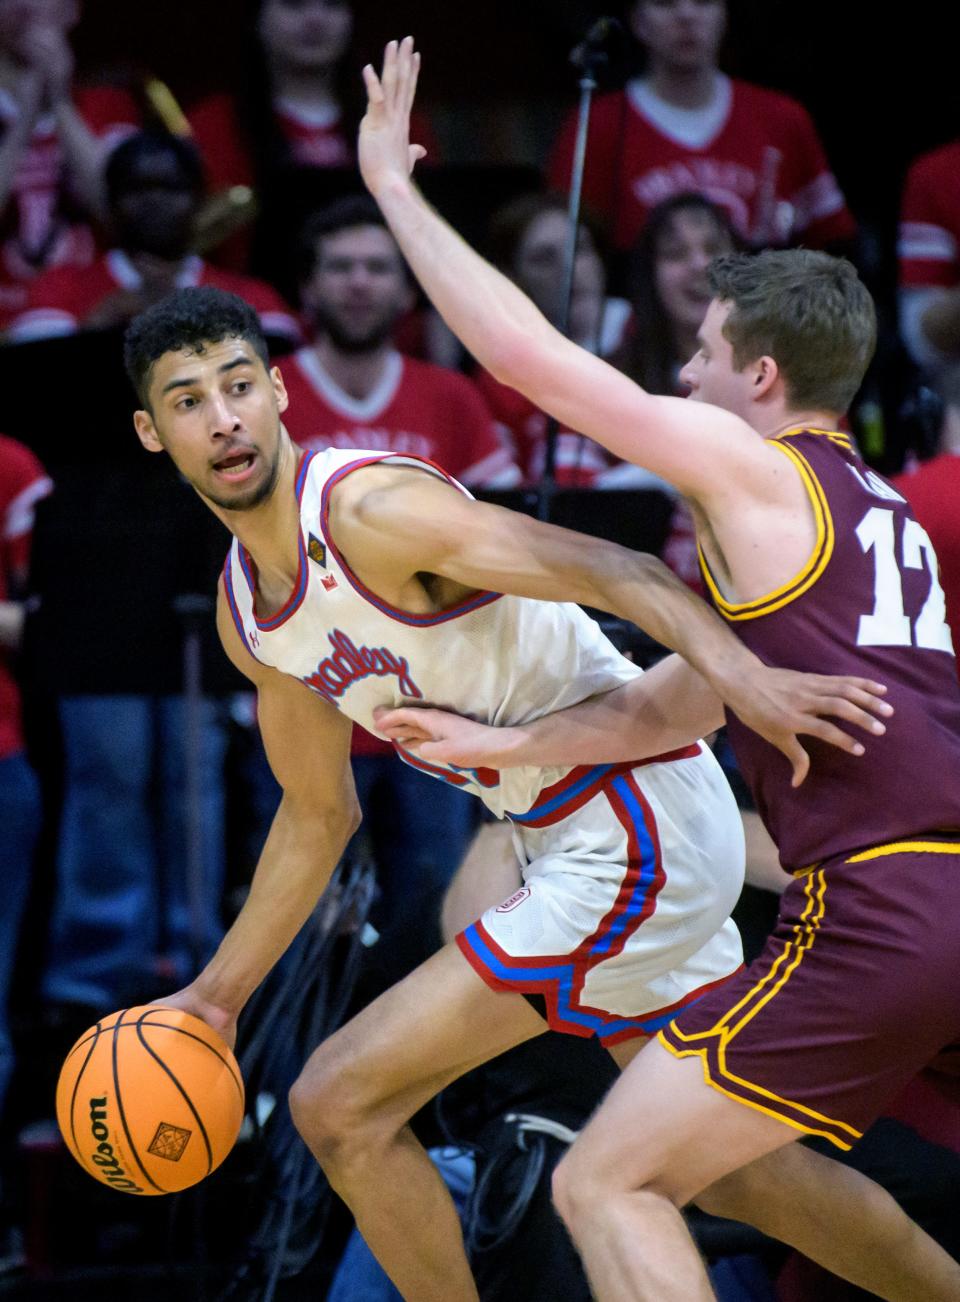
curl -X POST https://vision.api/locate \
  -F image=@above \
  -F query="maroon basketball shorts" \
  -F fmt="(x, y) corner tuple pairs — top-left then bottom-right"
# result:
(658, 837), (960, 1150)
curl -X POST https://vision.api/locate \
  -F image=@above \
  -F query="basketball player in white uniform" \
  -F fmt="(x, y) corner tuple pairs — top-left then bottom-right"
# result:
(126, 286), (890, 1301)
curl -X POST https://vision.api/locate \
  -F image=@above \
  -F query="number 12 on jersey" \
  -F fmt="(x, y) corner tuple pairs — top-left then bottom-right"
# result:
(856, 506), (954, 652)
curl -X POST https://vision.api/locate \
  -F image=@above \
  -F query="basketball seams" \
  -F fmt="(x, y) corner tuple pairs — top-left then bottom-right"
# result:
(112, 1008), (165, 1193)
(134, 1018), (214, 1174)
(138, 1011), (244, 1100)
(65, 1021), (103, 1164)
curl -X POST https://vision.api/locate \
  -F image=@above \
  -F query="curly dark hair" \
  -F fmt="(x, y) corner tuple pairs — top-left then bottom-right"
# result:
(124, 286), (270, 408)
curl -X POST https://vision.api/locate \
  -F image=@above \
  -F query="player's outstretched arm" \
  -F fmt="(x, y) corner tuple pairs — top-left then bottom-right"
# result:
(156, 587), (360, 1046)
(337, 470), (892, 787)
(359, 38), (768, 504)
(376, 655), (892, 788)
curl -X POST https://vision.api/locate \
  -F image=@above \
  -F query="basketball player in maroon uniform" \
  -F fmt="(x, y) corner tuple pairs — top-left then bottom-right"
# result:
(361, 40), (960, 1301)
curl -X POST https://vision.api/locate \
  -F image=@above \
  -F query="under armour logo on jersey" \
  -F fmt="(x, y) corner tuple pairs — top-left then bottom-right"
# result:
(307, 534), (327, 566)
(248, 629), (260, 649)
(321, 574), (338, 592)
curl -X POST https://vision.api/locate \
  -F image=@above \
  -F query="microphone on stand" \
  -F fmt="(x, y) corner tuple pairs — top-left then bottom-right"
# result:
(570, 16), (623, 71)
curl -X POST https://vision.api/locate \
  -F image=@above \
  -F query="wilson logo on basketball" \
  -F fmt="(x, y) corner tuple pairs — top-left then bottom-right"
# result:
(88, 1096), (145, 1194)
(147, 1122), (192, 1162)
(496, 887), (531, 913)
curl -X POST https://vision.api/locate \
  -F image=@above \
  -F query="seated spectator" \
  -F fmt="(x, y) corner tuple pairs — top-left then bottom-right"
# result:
(898, 137), (960, 373)
(892, 364), (960, 672)
(6, 130), (302, 347)
(188, 0), (438, 201)
(0, 432), (51, 1121)
(0, 0), (139, 328)
(614, 192), (738, 587)
(472, 193), (638, 488)
(547, 0), (854, 254)
(281, 194), (516, 487)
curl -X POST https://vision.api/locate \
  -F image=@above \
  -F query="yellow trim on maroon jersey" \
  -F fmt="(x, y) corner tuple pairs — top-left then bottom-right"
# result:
(657, 870), (861, 1150)
(698, 441), (834, 621)
(847, 839), (960, 863)
(775, 425), (854, 451)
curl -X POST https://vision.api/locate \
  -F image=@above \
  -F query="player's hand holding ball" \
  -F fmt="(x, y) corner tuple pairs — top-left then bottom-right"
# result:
(55, 1005), (244, 1196)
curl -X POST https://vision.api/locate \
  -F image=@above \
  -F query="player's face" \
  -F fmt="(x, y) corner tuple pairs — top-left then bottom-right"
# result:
(631, 0), (726, 73)
(302, 224), (413, 353)
(513, 210), (605, 336)
(134, 339), (291, 513)
(679, 298), (758, 420)
(654, 208), (734, 335)
(258, 0), (352, 74)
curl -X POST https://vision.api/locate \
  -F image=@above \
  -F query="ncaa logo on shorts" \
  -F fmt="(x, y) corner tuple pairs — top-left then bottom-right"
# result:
(496, 887), (531, 913)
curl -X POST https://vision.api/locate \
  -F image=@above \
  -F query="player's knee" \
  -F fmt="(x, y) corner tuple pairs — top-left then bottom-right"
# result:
(551, 1145), (599, 1233)
(288, 1049), (377, 1164)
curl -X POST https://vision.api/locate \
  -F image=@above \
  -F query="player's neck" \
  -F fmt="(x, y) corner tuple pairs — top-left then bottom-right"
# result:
(762, 409), (843, 440)
(644, 64), (719, 110)
(312, 337), (395, 400)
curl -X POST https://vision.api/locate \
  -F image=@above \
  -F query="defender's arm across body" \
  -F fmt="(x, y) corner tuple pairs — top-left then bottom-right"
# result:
(359, 40), (787, 511)
(332, 467), (889, 786)
(156, 585), (361, 1045)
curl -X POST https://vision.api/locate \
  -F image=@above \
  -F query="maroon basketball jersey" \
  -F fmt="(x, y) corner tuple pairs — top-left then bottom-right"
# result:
(702, 427), (960, 869)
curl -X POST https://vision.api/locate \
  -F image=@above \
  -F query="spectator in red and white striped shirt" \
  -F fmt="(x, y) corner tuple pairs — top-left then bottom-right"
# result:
(898, 139), (960, 374)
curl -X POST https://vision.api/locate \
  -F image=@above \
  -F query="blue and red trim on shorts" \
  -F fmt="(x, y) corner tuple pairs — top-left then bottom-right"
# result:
(457, 751), (735, 1044)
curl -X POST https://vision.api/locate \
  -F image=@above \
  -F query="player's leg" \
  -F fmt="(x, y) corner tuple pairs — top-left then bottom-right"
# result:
(697, 1141), (960, 1301)
(288, 940), (546, 1302)
(551, 1039), (798, 1302)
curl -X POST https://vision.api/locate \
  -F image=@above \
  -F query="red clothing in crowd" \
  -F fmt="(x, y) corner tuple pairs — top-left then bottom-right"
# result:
(548, 76), (855, 251)
(189, 93), (439, 193)
(0, 85), (139, 328)
(6, 249), (304, 346)
(899, 141), (960, 290)
(280, 347), (518, 756)
(0, 434), (52, 759)
(893, 452), (960, 673)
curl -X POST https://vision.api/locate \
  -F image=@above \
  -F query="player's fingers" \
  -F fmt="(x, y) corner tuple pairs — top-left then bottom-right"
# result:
(409, 144), (427, 170)
(362, 63), (384, 106)
(813, 695), (886, 735)
(831, 677), (893, 714)
(783, 739), (810, 789)
(381, 39), (399, 106)
(797, 715), (866, 756)
(403, 43), (421, 117)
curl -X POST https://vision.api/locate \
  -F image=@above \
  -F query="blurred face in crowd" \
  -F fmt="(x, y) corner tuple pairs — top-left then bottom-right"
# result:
(258, 0), (353, 76)
(0, 0), (77, 61)
(136, 339), (290, 514)
(680, 298), (765, 422)
(630, 0), (726, 74)
(112, 150), (200, 260)
(512, 208), (605, 342)
(654, 206), (735, 337)
(302, 223), (414, 353)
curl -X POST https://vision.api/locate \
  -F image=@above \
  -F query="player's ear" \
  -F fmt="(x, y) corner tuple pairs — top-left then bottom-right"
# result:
(270, 365), (289, 414)
(134, 409), (164, 453)
(752, 354), (780, 400)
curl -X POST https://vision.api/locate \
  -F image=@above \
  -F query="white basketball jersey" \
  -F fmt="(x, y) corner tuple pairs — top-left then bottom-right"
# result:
(223, 449), (644, 818)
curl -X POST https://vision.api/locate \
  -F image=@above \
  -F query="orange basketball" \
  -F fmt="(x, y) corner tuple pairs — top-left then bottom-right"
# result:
(55, 1005), (245, 1196)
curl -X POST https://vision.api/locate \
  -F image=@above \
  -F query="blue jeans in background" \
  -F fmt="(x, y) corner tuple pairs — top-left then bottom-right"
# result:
(0, 751), (41, 1116)
(43, 695), (228, 1010)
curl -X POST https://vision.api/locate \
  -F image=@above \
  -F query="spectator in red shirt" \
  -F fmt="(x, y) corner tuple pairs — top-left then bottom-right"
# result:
(6, 131), (302, 347)
(0, 0), (139, 328)
(281, 194), (516, 487)
(0, 432), (51, 1119)
(188, 0), (438, 219)
(473, 193), (635, 488)
(898, 139), (960, 374)
(893, 365), (960, 674)
(547, 0), (855, 254)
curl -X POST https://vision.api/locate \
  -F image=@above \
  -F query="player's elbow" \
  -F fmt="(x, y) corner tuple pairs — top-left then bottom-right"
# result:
(486, 329), (563, 400)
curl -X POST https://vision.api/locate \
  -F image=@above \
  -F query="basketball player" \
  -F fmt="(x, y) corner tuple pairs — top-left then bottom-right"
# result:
(359, 39), (960, 1300)
(125, 283), (906, 1302)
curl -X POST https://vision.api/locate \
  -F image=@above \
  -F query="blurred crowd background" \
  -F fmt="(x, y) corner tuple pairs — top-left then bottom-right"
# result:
(2, 0), (960, 1298)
